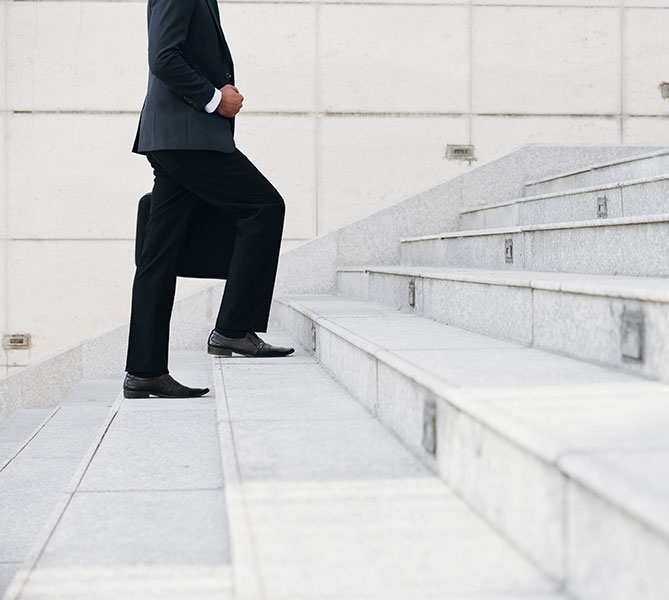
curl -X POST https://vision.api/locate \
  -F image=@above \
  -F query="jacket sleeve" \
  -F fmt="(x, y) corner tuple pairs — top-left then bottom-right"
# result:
(147, 0), (216, 111)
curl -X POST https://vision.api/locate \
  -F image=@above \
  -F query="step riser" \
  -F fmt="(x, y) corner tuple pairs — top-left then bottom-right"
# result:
(463, 178), (669, 230)
(401, 222), (669, 277)
(273, 297), (669, 600)
(337, 270), (669, 383)
(525, 154), (669, 196)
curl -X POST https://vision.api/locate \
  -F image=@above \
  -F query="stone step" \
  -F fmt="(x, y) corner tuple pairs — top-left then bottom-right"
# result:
(524, 149), (669, 196)
(461, 175), (669, 230)
(3, 351), (233, 600)
(336, 265), (669, 382)
(272, 293), (669, 600)
(0, 380), (120, 597)
(212, 327), (565, 600)
(401, 213), (669, 277)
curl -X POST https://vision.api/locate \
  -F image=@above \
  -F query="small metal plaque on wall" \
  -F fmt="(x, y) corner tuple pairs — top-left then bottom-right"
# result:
(3, 334), (32, 350)
(446, 145), (475, 161)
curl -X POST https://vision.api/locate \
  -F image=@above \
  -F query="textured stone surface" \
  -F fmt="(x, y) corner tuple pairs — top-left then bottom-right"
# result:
(16, 407), (109, 460)
(526, 150), (669, 196)
(274, 231), (338, 295)
(461, 203), (518, 230)
(464, 175), (669, 231)
(318, 327), (378, 412)
(218, 333), (563, 599)
(21, 491), (232, 600)
(0, 409), (52, 442)
(367, 271), (423, 314)
(566, 479), (669, 600)
(336, 269), (369, 301)
(520, 187), (624, 225)
(335, 267), (669, 381)
(0, 346), (83, 422)
(0, 456), (77, 562)
(7, 351), (232, 600)
(422, 276), (533, 344)
(79, 407), (222, 492)
(622, 177), (669, 217)
(437, 402), (566, 580)
(221, 362), (369, 421)
(0, 564), (21, 598)
(277, 293), (669, 588)
(327, 314), (516, 351)
(401, 217), (669, 277)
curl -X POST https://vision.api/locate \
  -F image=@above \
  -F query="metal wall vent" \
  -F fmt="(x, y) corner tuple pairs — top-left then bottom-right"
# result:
(3, 334), (31, 350)
(504, 239), (514, 264)
(597, 196), (608, 218)
(422, 398), (437, 455)
(661, 83), (669, 99)
(446, 145), (475, 161)
(621, 310), (644, 362)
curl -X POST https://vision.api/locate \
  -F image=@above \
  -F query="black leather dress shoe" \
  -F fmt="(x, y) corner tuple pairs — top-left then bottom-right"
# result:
(207, 330), (295, 357)
(123, 373), (210, 399)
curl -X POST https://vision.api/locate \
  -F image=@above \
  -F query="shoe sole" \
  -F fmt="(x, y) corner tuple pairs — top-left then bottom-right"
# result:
(123, 389), (209, 399)
(207, 345), (294, 358)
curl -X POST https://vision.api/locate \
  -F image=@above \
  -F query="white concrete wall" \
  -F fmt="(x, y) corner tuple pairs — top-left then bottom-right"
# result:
(1, 0), (668, 372)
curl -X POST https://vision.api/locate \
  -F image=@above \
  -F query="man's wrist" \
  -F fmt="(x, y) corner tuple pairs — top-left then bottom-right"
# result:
(203, 87), (221, 113)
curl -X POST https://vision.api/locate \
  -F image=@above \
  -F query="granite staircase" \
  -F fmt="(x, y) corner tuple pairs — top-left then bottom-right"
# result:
(272, 147), (669, 600)
(1, 145), (669, 599)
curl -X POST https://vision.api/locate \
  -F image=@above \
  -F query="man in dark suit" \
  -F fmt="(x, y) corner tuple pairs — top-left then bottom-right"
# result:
(124, 0), (294, 399)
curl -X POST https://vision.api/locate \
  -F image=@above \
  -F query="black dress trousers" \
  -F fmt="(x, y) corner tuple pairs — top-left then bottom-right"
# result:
(125, 148), (285, 375)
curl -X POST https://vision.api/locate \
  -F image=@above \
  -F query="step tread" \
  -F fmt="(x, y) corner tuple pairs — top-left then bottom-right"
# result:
(337, 265), (669, 303)
(3, 351), (233, 600)
(276, 294), (669, 541)
(524, 148), (669, 187)
(213, 327), (565, 599)
(402, 212), (669, 242)
(0, 390), (115, 598)
(462, 173), (669, 215)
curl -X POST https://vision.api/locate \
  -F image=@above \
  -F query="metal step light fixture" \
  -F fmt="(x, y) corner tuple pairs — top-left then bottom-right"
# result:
(597, 196), (608, 218)
(621, 310), (644, 362)
(408, 278), (416, 308)
(422, 397), (438, 455)
(505, 239), (514, 264)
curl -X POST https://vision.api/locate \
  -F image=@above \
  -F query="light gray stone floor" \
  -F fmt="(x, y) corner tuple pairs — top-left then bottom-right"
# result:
(3, 353), (232, 600)
(0, 381), (121, 596)
(215, 328), (567, 599)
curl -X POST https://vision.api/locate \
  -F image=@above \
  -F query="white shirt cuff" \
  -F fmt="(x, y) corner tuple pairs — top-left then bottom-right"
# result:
(203, 88), (221, 113)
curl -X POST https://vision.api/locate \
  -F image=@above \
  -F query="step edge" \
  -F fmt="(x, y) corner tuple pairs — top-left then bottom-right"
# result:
(211, 358), (264, 600)
(336, 267), (669, 304)
(401, 212), (669, 242)
(461, 173), (669, 215)
(0, 407), (61, 473)
(276, 295), (669, 545)
(524, 148), (669, 187)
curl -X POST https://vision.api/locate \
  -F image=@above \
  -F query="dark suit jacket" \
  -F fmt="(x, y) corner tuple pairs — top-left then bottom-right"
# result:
(135, 192), (236, 278)
(132, 0), (236, 154)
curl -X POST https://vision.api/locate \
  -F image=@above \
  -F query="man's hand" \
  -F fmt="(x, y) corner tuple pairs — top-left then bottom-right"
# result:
(216, 84), (243, 118)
